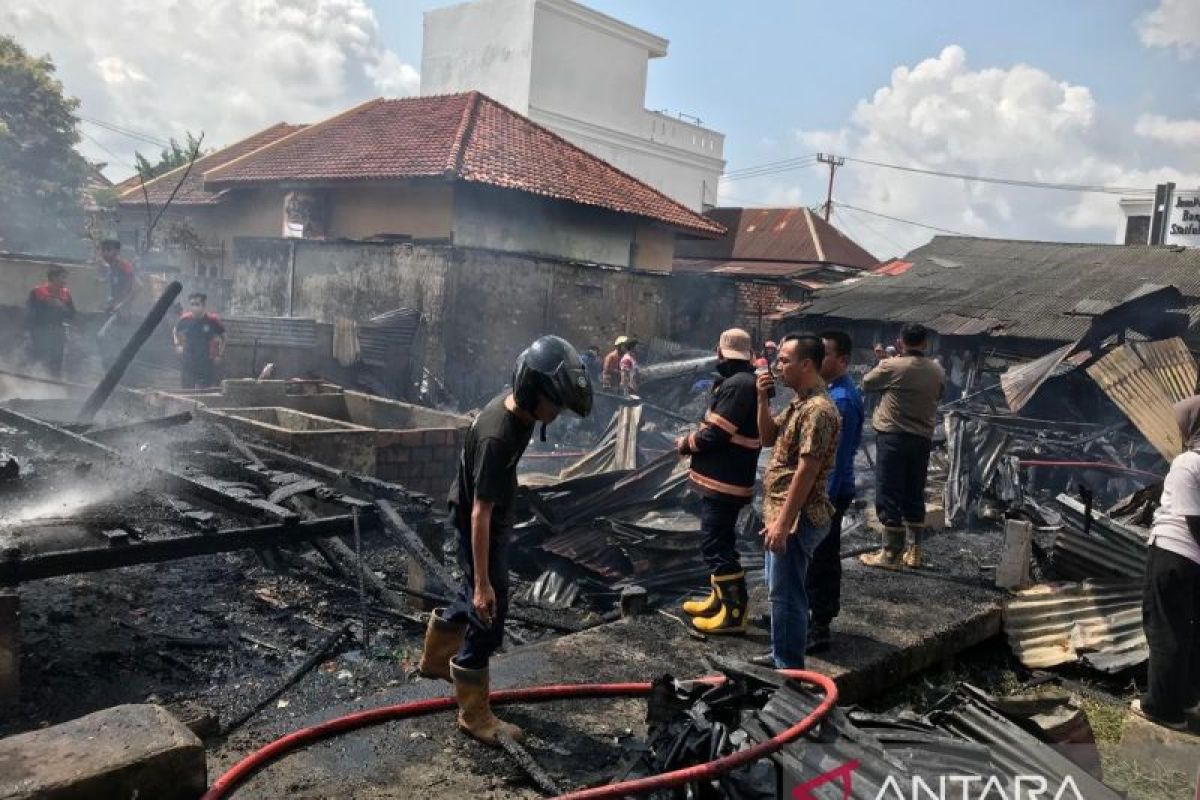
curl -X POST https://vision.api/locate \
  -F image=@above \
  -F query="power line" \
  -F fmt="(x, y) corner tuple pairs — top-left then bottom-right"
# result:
(836, 204), (907, 253)
(833, 201), (974, 237)
(78, 129), (137, 172)
(722, 155), (817, 180)
(841, 154), (1154, 196)
(79, 115), (172, 149)
(721, 150), (1156, 195)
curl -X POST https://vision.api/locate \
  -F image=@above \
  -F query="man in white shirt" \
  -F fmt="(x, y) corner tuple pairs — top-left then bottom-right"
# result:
(1134, 396), (1200, 731)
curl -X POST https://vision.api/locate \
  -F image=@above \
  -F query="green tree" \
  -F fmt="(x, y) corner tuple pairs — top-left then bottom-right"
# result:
(0, 35), (89, 254)
(134, 131), (207, 180)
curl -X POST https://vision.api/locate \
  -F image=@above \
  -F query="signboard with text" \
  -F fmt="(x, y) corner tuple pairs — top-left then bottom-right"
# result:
(1166, 189), (1200, 246)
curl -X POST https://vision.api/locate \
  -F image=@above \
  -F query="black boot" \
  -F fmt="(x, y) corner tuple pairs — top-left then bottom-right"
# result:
(806, 621), (831, 655)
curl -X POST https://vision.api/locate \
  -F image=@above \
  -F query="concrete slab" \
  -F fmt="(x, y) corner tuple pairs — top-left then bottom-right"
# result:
(1119, 711), (1200, 779)
(210, 528), (1006, 798)
(0, 703), (205, 800)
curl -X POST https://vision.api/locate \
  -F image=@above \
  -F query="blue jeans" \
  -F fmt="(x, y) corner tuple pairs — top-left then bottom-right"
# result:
(766, 518), (830, 669)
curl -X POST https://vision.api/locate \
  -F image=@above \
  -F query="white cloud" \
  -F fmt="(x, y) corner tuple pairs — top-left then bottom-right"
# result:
(1137, 0), (1200, 59)
(0, 0), (419, 178)
(1136, 114), (1200, 147)
(783, 45), (1199, 255)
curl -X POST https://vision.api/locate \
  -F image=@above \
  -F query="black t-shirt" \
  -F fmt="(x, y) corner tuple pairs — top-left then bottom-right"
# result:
(448, 393), (535, 534)
(174, 311), (225, 361)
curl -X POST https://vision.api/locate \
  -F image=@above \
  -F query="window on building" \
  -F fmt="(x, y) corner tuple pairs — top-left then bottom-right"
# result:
(1124, 215), (1151, 245)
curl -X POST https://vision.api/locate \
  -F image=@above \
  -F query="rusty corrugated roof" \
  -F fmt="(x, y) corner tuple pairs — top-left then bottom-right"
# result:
(674, 207), (878, 269)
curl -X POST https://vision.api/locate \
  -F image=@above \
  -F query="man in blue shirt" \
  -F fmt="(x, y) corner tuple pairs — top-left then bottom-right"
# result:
(806, 330), (864, 653)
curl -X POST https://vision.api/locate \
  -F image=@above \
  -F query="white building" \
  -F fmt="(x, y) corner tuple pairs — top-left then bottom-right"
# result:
(1117, 185), (1200, 247)
(421, 0), (725, 212)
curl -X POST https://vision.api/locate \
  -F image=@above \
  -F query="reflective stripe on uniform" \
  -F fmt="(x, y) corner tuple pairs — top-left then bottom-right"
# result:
(688, 470), (753, 498)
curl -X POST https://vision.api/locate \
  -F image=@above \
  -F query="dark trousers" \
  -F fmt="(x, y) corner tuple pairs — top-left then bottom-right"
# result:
(699, 494), (744, 576)
(1141, 545), (1200, 723)
(808, 493), (852, 626)
(874, 431), (933, 527)
(28, 332), (65, 378)
(446, 520), (511, 669)
(181, 358), (216, 390)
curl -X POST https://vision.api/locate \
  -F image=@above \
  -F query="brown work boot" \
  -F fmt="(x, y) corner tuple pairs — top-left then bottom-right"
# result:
(451, 659), (523, 746)
(682, 575), (720, 617)
(692, 571), (749, 635)
(417, 607), (466, 682)
(903, 524), (927, 568)
(859, 527), (905, 570)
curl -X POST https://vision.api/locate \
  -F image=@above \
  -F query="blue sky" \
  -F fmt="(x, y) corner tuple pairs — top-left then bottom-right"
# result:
(5, 0), (1196, 256)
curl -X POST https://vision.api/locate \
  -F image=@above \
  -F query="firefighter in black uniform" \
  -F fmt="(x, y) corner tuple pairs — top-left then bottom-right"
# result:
(676, 328), (762, 634)
(415, 335), (593, 746)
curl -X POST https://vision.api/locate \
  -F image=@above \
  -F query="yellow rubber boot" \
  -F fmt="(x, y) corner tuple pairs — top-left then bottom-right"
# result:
(682, 575), (720, 617)
(417, 607), (466, 682)
(451, 659), (523, 746)
(859, 527), (905, 570)
(691, 571), (749, 635)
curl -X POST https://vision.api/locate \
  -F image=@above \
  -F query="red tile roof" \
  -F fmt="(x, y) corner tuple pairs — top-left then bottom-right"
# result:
(675, 207), (877, 269)
(117, 123), (307, 207)
(200, 93), (723, 235)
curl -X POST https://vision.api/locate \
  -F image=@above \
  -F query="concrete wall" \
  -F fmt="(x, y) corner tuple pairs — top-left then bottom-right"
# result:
(445, 246), (671, 404)
(528, 0), (651, 133)
(327, 182), (455, 241)
(421, 0), (536, 111)
(453, 184), (653, 269)
(0, 255), (109, 312)
(227, 239), (746, 408)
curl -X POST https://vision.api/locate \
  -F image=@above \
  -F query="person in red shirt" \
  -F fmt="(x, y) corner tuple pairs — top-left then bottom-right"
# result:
(172, 293), (226, 389)
(25, 266), (76, 378)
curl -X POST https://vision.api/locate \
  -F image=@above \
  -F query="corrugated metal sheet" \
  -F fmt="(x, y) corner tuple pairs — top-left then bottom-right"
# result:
(1052, 494), (1149, 580)
(1000, 341), (1080, 412)
(224, 316), (317, 348)
(357, 308), (421, 368)
(792, 236), (1200, 343)
(1130, 338), (1198, 403)
(674, 207), (878, 270)
(1003, 580), (1146, 671)
(1086, 339), (1193, 461)
(742, 672), (1122, 800)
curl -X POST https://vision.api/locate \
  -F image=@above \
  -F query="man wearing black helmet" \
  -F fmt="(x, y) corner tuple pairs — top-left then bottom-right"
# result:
(417, 335), (592, 747)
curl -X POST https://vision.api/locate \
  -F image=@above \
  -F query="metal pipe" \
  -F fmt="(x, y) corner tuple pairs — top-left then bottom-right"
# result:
(77, 280), (183, 422)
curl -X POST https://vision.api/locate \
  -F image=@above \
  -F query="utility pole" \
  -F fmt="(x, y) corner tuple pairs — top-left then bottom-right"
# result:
(817, 152), (845, 222)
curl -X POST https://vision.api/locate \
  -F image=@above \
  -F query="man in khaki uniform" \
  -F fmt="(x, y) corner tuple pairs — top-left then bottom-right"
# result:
(860, 323), (944, 569)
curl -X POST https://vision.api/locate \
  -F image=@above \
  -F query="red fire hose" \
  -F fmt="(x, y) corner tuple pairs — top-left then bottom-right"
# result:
(202, 670), (838, 800)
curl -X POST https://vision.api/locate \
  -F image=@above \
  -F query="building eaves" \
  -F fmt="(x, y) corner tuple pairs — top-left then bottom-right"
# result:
(792, 236), (1200, 343)
(200, 93), (724, 236)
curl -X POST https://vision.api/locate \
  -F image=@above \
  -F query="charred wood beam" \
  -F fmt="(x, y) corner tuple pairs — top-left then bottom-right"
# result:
(376, 499), (456, 592)
(0, 513), (377, 586)
(0, 406), (295, 523)
(86, 411), (194, 443)
(78, 280), (183, 422)
(215, 423), (265, 468)
(248, 443), (431, 509)
(220, 621), (352, 736)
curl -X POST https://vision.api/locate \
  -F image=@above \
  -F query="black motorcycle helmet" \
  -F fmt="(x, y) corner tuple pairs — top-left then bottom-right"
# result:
(513, 335), (593, 418)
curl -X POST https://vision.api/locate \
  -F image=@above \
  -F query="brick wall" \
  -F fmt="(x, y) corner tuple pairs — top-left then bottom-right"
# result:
(375, 428), (462, 497)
